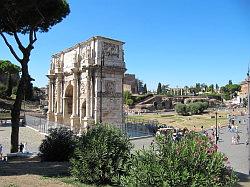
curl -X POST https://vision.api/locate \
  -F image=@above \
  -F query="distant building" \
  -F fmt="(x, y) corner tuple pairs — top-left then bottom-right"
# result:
(238, 79), (248, 103)
(240, 79), (247, 97)
(123, 74), (138, 94)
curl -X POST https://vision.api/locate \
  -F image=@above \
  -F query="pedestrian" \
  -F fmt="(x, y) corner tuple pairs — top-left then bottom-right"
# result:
(19, 142), (24, 153)
(23, 142), (27, 153)
(228, 124), (231, 132)
(235, 125), (238, 133)
(232, 136), (236, 145)
(0, 144), (3, 160)
(236, 134), (240, 144)
(201, 126), (204, 133)
(218, 123), (221, 134)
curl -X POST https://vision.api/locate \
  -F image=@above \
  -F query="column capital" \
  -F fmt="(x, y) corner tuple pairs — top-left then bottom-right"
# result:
(47, 74), (55, 81)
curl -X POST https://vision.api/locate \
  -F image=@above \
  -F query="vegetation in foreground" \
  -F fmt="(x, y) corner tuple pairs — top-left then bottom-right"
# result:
(120, 133), (238, 186)
(70, 124), (133, 185)
(39, 127), (77, 162)
(38, 125), (238, 186)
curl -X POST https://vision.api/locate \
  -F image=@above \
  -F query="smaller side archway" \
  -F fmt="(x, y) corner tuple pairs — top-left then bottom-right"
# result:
(64, 84), (73, 117)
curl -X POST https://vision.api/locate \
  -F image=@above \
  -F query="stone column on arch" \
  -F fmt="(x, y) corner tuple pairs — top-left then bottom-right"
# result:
(55, 73), (63, 124)
(83, 68), (94, 128)
(47, 74), (55, 122)
(70, 68), (80, 130)
(94, 72), (101, 124)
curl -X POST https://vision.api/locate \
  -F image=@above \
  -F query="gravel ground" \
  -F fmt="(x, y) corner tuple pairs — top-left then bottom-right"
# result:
(0, 121), (45, 155)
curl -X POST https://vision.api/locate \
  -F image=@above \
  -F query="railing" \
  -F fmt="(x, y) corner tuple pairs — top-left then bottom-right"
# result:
(24, 115), (160, 138)
(25, 115), (74, 134)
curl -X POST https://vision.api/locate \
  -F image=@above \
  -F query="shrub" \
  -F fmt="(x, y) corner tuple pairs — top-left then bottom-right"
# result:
(120, 133), (238, 186)
(0, 84), (6, 98)
(175, 103), (188, 115)
(70, 124), (133, 185)
(188, 102), (200, 115)
(126, 98), (134, 106)
(39, 127), (77, 162)
(176, 102), (208, 116)
(12, 86), (18, 95)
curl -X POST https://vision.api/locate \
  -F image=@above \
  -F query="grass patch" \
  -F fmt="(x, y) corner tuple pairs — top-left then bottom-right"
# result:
(0, 112), (11, 119)
(160, 114), (175, 117)
(128, 110), (229, 131)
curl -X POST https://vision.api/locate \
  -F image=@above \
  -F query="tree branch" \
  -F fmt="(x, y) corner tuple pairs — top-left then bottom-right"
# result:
(26, 29), (37, 51)
(33, 30), (37, 42)
(0, 33), (22, 62)
(13, 32), (25, 53)
(29, 29), (34, 44)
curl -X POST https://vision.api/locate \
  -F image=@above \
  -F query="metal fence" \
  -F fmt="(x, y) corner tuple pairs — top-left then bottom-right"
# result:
(24, 115), (161, 138)
(25, 115), (73, 134)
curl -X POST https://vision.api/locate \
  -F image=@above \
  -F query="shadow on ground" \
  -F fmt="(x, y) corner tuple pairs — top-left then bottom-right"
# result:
(235, 172), (250, 187)
(0, 157), (70, 177)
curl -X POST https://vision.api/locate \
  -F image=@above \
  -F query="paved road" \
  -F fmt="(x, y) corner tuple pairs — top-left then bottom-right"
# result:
(217, 123), (249, 175)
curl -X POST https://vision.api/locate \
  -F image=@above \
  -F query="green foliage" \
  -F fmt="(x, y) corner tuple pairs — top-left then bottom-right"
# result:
(157, 82), (162, 94)
(143, 83), (147, 94)
(0, 84), (6, 97)
(126, 99), (134, 106)
(0, 60), (20, 97)
(132, 94), (153, 104)
(120, 133), (238, 186)
(0, 60), (20, 74)
(243, 97), (247, 107)
(223, 93), (231, 101)
(207, 84), (214, 93)
(123, 91), (133, 106)
(12, 86), (18, 95)
(39, 127), (77, 162)
(204, 93), (222, 101)
(175, 103), (188, 116)
(220, 81), (241, 100)
(188, 102), (200, 115)
(175, 102), (208, 116)
(0, 0), (70, 34)
(70, 124), (133, 185)
(123, 90), (153, 106)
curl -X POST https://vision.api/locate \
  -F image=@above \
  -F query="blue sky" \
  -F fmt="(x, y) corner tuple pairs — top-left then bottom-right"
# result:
(0, 0), (250, 90)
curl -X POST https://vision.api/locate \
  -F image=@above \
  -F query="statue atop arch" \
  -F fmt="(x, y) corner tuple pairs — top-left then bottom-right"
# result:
(47, 36), (126, 132)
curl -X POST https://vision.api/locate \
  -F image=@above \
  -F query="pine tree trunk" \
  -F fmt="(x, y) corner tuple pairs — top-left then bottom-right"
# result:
(10, 60), (29, 153)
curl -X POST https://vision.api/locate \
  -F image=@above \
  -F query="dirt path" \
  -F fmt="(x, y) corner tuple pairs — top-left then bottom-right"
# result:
(0, 175), (73, 187)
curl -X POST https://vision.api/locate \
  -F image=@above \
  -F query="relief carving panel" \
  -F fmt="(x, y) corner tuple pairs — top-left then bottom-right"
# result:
(103, 42), (119, 58)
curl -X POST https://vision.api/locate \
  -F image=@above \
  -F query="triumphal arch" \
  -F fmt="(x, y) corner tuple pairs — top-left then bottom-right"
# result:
(47, 36), (126, 131)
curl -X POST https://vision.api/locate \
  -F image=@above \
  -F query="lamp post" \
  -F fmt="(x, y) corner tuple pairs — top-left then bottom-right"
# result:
(247, 69), (250, 175)
(215, 111), (218, 144)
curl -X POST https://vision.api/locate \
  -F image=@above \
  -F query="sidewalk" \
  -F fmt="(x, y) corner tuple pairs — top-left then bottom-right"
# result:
(217, 123), (250, 186)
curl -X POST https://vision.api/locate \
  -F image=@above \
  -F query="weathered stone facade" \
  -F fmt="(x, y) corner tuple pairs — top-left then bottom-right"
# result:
(47, 36), (126, 131)
(123, 74), (138, 94)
